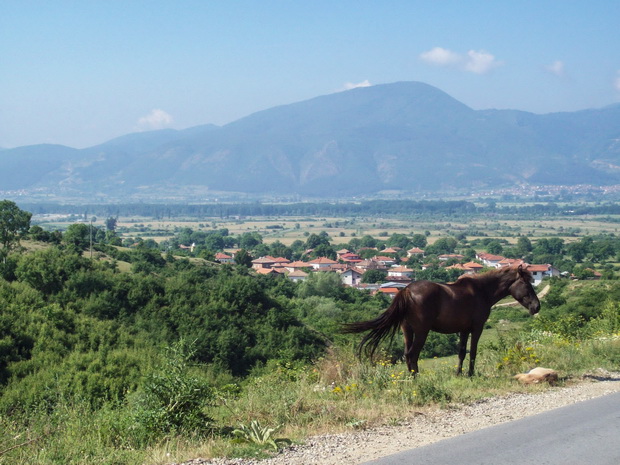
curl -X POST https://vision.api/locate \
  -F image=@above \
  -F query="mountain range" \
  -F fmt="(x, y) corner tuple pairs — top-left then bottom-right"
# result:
(2, 81), (620, 202)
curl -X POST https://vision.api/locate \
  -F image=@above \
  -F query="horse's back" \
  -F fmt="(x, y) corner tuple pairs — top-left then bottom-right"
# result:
(407, 280), (459, 303)
(406, 279), (483, 333)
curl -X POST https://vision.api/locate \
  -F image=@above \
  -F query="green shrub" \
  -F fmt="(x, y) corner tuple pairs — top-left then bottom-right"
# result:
(588, 300), (620, 336)
(529, 314), (591, 341)
(130, 340), (215, 444)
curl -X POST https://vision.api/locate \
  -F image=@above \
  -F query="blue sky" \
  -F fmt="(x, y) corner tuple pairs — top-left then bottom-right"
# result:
(2, 1), (619, 148)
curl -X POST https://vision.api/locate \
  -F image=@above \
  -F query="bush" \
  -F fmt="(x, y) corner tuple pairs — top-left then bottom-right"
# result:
(529, 314), (591, 341)
(588, 300), (620, 336)
(130, 340), (215, 443)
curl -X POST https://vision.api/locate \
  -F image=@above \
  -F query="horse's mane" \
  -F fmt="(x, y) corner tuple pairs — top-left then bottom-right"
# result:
(456, 265), (532, 284)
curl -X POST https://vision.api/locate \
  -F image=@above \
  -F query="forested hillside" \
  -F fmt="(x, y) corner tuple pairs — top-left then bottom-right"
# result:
(0, 201), (393, 461)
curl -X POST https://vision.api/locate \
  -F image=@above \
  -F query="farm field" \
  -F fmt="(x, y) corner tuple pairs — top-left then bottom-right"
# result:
(33, 212), (620, 248)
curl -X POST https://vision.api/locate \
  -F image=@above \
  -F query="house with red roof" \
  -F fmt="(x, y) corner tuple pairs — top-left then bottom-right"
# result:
(251, 256), (276, 270)
(499, 258), (525, 268)
(215, 252), (234, 264)
(339, 252), (362, 264)
(462, 261), (484, 273)
(285, 260), (311, 272)
(340, 267), (364, 286)
(446, 263), (473, 276)
(407, 247), (425, 258)
(377, 287), (401, 299)
(387, 265), (414, 279)
(374, 255), (397, 267)
(336, 249), (351, 259)
(356, 259), (388, 272)
(476, 252), (505, 268)
(287, 269), (309, 282)
(179, 242), (196, 253)
(380, 247), (401, 255)
(255, 267), (283, 276)
(308, 257), (339, 270)
(527, 264), (560, 285)
(438, 254), (465, 262)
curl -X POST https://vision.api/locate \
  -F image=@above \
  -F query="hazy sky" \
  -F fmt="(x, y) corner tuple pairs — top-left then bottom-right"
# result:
(2, 1), (619, 148)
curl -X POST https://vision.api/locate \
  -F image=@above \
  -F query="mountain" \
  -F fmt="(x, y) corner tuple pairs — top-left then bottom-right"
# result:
(2, 81), (620, 201)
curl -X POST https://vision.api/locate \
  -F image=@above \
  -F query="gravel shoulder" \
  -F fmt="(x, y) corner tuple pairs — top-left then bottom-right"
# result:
(180, 370), (620, 465)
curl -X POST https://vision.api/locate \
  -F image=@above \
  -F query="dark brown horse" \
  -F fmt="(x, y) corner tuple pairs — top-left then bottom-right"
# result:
(344, 265), (540, 376)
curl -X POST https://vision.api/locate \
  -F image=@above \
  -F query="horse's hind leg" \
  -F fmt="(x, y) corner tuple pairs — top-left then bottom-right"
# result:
(402, 324), (414, 368)
(405, 330), (428, 375)
(457, 331), (469, 375)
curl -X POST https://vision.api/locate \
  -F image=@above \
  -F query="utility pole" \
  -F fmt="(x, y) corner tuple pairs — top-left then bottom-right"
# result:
(90, 217), (95, 259)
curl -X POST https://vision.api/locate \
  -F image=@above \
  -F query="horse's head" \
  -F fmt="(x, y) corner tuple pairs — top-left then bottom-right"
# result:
(509, 265), (540, 315)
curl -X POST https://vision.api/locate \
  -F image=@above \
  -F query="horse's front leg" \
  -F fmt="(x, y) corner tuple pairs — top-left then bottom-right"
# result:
(468, 328), (483, 377)
(457, 331), (469, 375)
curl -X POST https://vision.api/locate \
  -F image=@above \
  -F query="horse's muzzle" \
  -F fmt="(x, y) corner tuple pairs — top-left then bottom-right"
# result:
(529, 301), (541, 315)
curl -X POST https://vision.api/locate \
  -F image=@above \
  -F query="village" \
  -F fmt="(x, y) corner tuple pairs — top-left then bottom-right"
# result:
(213, 247), (562, 298)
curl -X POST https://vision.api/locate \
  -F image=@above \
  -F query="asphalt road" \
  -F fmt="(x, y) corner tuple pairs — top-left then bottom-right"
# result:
(362, 390), (620, 465)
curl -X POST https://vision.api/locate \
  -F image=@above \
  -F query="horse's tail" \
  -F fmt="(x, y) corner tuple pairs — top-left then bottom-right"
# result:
(342, 288), (412, 360)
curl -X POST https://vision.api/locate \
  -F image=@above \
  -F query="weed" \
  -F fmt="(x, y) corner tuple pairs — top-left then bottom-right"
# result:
(232, 420), (291, 451)
(345, 418), (368, 430)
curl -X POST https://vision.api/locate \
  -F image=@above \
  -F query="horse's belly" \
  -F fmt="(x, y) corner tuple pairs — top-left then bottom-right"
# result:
(431, 324), (467, 334)
(430, 313), (472, 334)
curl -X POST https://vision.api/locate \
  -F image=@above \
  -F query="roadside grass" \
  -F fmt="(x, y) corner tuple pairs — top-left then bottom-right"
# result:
(1, 303), (618, 465)
(1, 336), (617, 465)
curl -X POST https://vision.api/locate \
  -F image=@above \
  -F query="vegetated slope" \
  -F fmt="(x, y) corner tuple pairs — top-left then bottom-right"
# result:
(2, 81), (620, 199)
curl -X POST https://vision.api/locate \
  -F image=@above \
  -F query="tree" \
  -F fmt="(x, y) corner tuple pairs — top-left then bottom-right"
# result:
(534, 238), (564, 256)
(0, 200), (32, 262)
(515, 236), (533, 256)
(359, 235), (378, 248)
(425, 237), (457, 255)
(486, 240), (503, 255)
(409, 234), (428, 248)
(269, 240), (290, 259)
(305, 233), (330, 249)
(591, 241), (614, 262)
(310, 243), (336, 260)
(234, 249), (253, 267)
(296, 272), (343, 299)
(204, 234), (225, 252)
(105, 217), (118, 232)
(387, 233), (410, 249)
(567, 240), (588, 262)
(239, 232), (262, 250)
(63, 223), (91, 251)
(361, 269), (387, 284)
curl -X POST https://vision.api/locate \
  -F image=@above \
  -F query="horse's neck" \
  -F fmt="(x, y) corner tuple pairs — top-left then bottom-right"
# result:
(480, 273), (513, 305)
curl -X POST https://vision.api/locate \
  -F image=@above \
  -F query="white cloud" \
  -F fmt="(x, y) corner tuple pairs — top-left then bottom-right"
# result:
(419, 47), (502, 74)
(464, 50), (501, 74)
(137, 109), (173, 130)
(419, 47), (462, 66)
(545, 60), (565, 77)
(343, 80), (372, 90)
